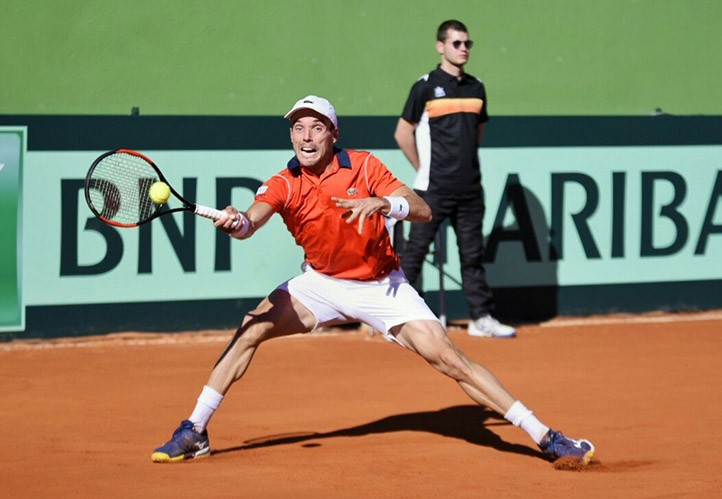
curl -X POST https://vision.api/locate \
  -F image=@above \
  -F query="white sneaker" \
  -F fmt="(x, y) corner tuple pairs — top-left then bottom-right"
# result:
(468, 315), (516, 338)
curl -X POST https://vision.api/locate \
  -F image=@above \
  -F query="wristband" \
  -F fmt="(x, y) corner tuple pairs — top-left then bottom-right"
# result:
(383, 196), (410, 220)
(230, 212), (251, 238)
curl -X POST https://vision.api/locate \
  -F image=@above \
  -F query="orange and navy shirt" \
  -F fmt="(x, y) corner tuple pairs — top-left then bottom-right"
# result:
(253, 148), (405, 280)
(400, 66), (489, 195)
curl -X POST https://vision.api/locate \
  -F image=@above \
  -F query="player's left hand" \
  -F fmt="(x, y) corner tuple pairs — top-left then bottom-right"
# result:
(331, 196), (387, 234)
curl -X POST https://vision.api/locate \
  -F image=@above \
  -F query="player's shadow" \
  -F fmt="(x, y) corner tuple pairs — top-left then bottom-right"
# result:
(214, 404), (544, 460)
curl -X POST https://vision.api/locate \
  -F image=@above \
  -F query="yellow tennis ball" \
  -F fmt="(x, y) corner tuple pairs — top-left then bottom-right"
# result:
(149, 181), (171, 205)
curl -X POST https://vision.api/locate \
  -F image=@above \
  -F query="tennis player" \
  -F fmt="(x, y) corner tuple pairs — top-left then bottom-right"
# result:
(151, 95), (595, 465)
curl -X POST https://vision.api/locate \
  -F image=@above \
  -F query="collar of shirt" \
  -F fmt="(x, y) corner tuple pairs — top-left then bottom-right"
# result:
(286, 147), (352, 171)
(434, 65), (474, 84)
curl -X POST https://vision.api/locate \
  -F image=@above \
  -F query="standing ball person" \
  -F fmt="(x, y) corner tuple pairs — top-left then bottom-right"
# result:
(151, 95), (595, 466)
(394, 20), (515, 338)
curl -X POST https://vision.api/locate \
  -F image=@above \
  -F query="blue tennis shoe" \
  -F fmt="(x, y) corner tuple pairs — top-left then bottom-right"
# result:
(538, 429), (595, 464)
(151, 420), (210, 463)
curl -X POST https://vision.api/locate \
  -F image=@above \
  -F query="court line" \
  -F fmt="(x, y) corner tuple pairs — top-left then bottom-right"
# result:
(3, 310), (721, 351)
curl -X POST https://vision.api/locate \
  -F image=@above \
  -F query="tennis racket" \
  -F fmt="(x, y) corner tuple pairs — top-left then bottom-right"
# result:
(84, 149), (233, 228)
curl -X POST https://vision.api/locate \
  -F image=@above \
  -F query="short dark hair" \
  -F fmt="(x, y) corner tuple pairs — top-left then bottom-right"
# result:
(437, 20), (468, 42)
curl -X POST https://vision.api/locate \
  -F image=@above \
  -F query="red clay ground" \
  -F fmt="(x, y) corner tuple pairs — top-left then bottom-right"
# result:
(2, 311), (721, 498)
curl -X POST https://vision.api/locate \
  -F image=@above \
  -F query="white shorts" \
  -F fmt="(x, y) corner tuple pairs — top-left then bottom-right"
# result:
(278, 266), (441, 344)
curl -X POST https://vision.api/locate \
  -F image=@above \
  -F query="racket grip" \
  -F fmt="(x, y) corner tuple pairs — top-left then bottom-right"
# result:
(194, 204), (242, 230)
(194, 204), (229, 222)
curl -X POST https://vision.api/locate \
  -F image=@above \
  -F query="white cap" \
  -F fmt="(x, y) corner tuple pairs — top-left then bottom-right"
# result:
(284, 95), (338, 129)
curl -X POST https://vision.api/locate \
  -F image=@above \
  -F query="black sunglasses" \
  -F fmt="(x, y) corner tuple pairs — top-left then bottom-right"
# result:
(451, 40), (474, 49)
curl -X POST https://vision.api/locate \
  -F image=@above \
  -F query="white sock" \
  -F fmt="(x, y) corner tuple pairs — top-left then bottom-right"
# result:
(189, 385), (224, 432)
(504, 400), (549, 444)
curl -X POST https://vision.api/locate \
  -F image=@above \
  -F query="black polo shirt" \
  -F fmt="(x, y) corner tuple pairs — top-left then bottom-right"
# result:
(400, 66), (489, 195)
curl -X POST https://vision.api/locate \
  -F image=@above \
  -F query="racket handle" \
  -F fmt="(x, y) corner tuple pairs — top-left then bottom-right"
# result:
(194, 204), (229, 221)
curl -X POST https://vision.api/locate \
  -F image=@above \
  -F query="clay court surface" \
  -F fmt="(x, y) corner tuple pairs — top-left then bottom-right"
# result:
(2, 311), (721, 498)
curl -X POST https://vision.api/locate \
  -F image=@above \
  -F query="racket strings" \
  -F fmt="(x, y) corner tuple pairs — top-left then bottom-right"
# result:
(87, 152), (161, 225)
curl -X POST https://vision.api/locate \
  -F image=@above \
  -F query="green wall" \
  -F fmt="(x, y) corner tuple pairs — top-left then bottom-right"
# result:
(2, 0), (721, 116)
